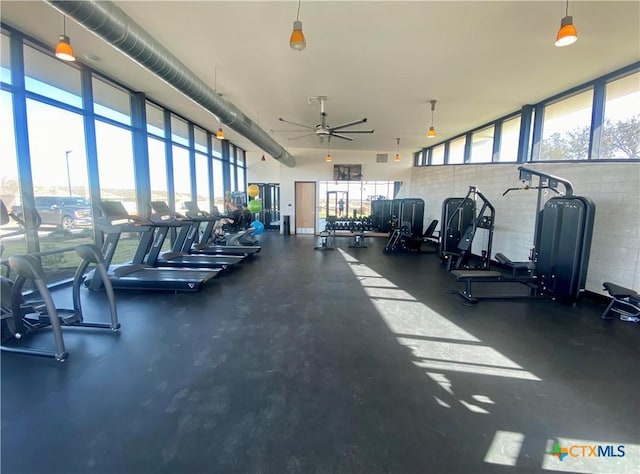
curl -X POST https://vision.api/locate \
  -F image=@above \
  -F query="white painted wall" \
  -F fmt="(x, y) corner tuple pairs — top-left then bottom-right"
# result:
(410, 162), (640, 294)
(246, 151), (281, 184)
(247, 146), (414, 234)
(247, 147), (640, 294)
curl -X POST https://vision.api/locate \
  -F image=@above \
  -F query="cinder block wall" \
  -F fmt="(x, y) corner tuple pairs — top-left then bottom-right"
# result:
(406, 162), (640, 294)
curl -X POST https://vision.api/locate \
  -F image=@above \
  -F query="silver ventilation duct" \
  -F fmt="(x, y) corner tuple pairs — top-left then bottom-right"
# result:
(46, 0), (296, 167)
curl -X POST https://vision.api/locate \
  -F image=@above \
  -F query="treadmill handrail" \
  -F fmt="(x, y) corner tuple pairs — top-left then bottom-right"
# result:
(148, 215), (194, 228)
(94, 216), (153, 233)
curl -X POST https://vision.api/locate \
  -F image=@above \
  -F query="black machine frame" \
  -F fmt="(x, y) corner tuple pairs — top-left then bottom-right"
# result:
(441, 186), (495, 270)
(383, 198), (427, 254)
(451, 167), (595, 305)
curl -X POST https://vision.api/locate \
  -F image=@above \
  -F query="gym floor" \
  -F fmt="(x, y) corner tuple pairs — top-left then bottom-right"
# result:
(2, 233), (639, 474)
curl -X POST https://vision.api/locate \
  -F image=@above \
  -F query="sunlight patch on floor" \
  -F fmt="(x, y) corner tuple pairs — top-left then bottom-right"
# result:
(363, 287), (417, 301)
(358, 276), (398, 288)
(338, 249), (540, 382)
(413, 359), (540, 380)
(369, 297), (480, 342)
(427, 373), (496, 414)
(484, 430), (525, 466)
(399, 338), (523, 368)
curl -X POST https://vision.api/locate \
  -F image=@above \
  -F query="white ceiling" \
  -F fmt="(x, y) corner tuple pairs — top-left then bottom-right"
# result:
(2, 1), (639, 159)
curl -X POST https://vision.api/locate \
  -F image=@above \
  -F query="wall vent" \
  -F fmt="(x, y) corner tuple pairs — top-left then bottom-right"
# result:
(376, 153), (388, 163)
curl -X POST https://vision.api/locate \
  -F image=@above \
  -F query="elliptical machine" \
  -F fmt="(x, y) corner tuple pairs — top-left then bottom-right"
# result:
(0, 200), (120, 361)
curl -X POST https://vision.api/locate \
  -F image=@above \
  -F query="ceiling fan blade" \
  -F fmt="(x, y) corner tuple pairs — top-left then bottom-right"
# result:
(288, 132), (315, 141)
(328, 118), (367, 131)
(331, 129), (374, 134)
(278, 117), (315, 130)
(329, 132), (355, 141)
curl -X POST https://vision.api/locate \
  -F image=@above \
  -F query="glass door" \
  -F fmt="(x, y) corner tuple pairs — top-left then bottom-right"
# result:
(326, 191), (349, 218)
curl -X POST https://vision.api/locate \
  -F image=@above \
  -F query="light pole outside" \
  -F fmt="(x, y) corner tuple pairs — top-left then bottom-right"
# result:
(65, 150), (72, 196)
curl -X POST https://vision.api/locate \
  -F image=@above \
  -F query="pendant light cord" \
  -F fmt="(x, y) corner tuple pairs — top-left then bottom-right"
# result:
(565, 0), (569, 17)
(296, 0), (302, 21)
(63, 16), (66, 35)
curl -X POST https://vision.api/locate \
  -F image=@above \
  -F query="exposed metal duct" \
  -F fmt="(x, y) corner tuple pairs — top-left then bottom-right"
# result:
(45, 0), (296, 167)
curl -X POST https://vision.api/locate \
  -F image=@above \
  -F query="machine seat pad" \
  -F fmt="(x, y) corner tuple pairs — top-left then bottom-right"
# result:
(495, 252), (533, 271)
(603, 282), (639, 300)
(452, 270), (503, 281)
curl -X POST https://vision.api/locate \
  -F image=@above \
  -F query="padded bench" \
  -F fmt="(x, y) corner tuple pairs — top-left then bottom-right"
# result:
(602, 282), (640, 322)
(452, 270), (504, 281)
(495, 252), (534, 277)
(451, 269), (537, 304)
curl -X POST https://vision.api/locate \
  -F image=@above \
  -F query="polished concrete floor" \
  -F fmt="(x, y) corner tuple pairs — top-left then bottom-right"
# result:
(2, 232), (639, 474)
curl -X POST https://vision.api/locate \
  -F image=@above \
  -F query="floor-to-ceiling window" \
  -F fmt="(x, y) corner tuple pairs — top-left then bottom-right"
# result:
(0, 89), (27, 259)
(93, 76), (137, 264)
(22, 44), (93, 274)
(1, 26), (253, 283)
(170, 114), (192, 210)
(93, 76), (136, 212)
(147, 101), (169, 203)
(229, 144), (237, 193)
(212, 158), (224, 212)
(194, 126), (210, 211)
(236, 148), (246, 194)
(317, 180), (396, 231)
(1, 30), (10, 84)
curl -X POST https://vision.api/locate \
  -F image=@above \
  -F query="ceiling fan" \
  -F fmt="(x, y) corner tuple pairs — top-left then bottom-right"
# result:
(277, 96), (374, 142)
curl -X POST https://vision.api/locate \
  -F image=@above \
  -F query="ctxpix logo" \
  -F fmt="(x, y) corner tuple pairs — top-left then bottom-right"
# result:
(549, 441), (625, 461)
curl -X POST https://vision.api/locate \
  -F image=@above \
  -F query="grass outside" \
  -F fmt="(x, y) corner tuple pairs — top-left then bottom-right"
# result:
(1, 230), (144, 277)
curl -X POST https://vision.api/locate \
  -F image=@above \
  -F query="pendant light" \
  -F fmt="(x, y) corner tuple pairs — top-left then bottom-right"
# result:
(555, 0), (578, 47)
(326, 138), (332, 162)
(55, 16), (76, 62)
(290, 0), (307, 51)
(428, 100), (437, 138)
(261, 154), (266, 162)
(213, 66), (225, 139)
(394, 138), (401, 162)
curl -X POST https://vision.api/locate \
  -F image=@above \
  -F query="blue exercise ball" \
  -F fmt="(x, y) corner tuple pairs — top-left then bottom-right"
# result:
(250, 220), (265, 235)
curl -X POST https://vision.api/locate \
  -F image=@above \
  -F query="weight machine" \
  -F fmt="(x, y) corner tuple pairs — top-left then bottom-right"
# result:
(441, 186), (495, 270)
(451, 167), (595, 305)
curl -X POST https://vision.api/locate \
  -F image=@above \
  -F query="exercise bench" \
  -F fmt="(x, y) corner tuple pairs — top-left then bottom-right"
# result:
(451, 269), (538, 304)
(601, 282), (640, 322)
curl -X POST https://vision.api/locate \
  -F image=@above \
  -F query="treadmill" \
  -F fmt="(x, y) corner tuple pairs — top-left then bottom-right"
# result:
(85, 201), (220, 292)
(144, 202), (244, 270)
(179, 202), (261, 257)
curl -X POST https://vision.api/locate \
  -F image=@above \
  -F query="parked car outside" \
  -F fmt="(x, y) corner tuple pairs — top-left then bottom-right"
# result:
(12, 196), (93, 230)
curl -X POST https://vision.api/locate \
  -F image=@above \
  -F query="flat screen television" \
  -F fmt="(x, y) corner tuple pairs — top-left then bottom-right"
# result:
(333, 164), (362, 181)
